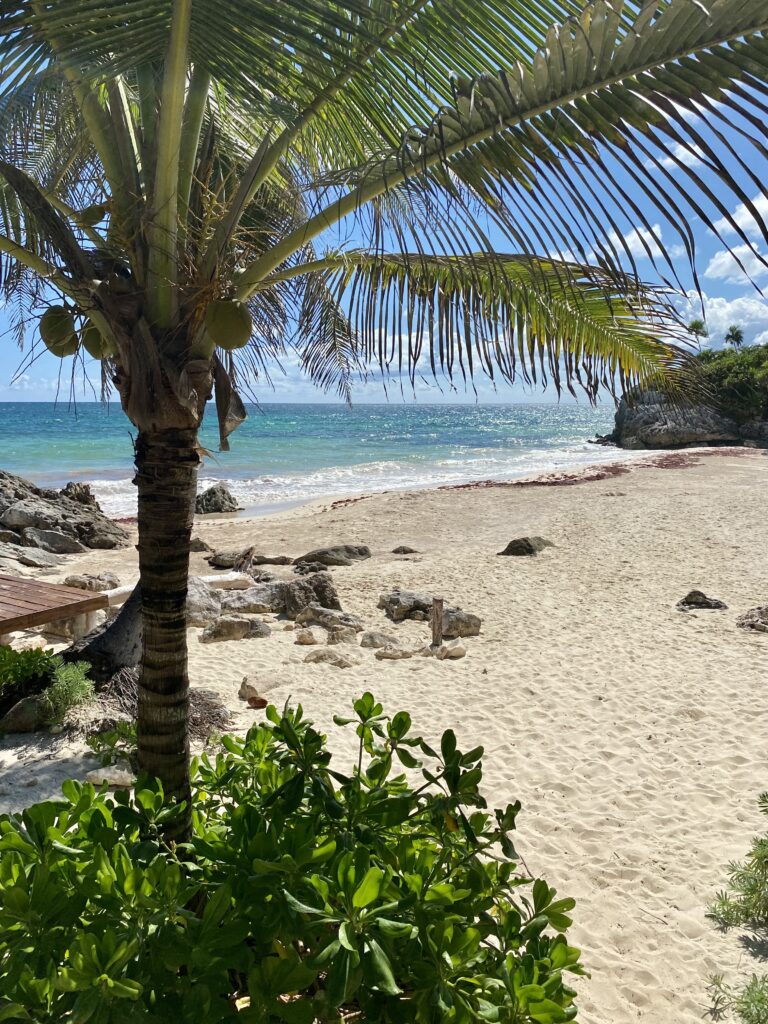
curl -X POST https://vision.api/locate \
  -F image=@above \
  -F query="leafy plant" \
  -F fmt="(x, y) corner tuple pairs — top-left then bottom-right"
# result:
(87, 721), (138, 770)
(0, 694), (583, 1022)
(708, 793), (768, 1023)
(697, 344), (768, 424)
(39, 660), (94, 726)
(0, 646), (58, 716)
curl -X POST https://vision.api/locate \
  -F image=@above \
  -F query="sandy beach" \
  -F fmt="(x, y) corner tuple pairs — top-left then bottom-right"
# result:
(1, 447), (766, 1023)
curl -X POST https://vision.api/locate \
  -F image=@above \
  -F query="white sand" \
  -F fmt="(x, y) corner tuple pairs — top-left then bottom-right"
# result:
(1, 448), (766, 1022)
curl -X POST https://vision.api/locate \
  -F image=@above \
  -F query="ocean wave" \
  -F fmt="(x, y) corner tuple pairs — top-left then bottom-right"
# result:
(90, 442), (634, 518)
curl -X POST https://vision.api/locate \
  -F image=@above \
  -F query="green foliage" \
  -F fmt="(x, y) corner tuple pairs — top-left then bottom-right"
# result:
(0, 694), (583, 1023)
(708, 793), (768, 1023)
(39, 660), (94, 726)
(697, 344), (768, 424)
(87, 721), (138, 770)
(0, 645), (57, 692)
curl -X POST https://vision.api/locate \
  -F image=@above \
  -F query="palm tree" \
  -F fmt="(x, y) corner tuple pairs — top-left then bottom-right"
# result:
(725, 324), (745, 348)
(0, 0), (766, 830)
(687, 318), (709, 343)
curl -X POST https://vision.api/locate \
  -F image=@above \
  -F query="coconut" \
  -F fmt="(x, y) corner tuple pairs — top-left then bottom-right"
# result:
(40, 306), (78, 356)
(204, 299), (252, 350)
(80, 320), (115, 359)
(77, 203), (107, 228)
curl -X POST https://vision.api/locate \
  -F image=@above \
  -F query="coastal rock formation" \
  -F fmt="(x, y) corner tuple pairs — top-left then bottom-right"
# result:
(0, 542), (63, 569)
(199, 616), (271, 643)
(736, 606), (768, 634)
(0, 694), (48, 734)
(375, 645), (414, 660)
(295, 603), (364, 632)
(303, 648), (355, 668)
(293, 560), (326, 575)
(294, 543), (371, 567)
(283, 573), (341, 618)
(327, 626), (358, 645)
(219, 583), (285, 616)
(64, 571), (120, 592)
(294, 628), (319, 645)
(595, 391), (768, 450)
(60, 481), (100, 510)
(0, 470), (128, 550)
(677, 590), (727, 611)
(442, 609), (481, 639)
(360, 630), (398, 649)
(497, 536), (554, 557)
(187, 576), (222, 627)
(207, 549), (240, 568)
(392, 545), (419, 554)
(378, 588), (433, 621)
(21, 527), (87, 554)
(195, 483), (240, 514)
(189, 537), (212, 553)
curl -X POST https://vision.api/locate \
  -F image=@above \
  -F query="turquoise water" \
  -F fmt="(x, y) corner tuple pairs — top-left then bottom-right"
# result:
(0, 402), (619, 516)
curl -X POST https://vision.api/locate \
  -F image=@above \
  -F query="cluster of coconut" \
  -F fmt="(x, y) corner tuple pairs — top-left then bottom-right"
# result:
(39, 298), (253, 360)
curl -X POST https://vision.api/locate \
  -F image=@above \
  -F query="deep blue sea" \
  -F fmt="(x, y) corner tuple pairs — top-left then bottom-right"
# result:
(0, 402), (621, 516)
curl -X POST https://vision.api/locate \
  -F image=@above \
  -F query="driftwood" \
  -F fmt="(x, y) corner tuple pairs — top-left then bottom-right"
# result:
(430, 597), (444, 649)
(64, 584), (142, 683)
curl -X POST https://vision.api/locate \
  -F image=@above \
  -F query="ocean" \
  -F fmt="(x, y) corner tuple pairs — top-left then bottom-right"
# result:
(0, 401), (622, 517)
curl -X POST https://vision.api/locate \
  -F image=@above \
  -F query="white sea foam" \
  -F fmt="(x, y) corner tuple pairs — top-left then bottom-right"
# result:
(91, 442), (636, 518)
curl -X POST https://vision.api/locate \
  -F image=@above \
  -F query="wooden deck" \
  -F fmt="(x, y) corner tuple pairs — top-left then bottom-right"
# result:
(0, 574), (108, 637)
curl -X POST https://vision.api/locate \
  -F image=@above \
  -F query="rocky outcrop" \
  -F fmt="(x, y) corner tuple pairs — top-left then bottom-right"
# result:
(377, 588), (481, 637)
(60, 481), (101, 510)
(294, 544), (371, 567)
(677, 590), (727, 611)
(497, 537), (553, 557)
(595, 390), (768, 450)
(195, 483), (241, 514)
(736, 606), (768, 634)
(199, 616), (271, 643)
(295, 603), (364, 632)
(0, 470), (128, 550)
(64, 571), (120, 592)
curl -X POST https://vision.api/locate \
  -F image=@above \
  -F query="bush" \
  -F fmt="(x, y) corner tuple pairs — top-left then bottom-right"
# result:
(39, 660), (94, 726)
(0, 645), (58, 713)
(708, 793), (768, 1023)
(0, 693), (583, 1023)
(697, 343), (768, 423)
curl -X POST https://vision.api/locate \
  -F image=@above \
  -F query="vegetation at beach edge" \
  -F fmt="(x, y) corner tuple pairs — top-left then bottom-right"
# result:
(0, 694), (582, 1023)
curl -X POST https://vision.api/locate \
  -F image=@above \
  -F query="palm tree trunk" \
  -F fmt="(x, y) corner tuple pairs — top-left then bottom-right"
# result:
(134, 427), (200, 836)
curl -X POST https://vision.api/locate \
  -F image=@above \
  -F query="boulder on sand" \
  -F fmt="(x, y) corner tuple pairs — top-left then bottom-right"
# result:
(187, 576), (222, 627)
(676, 590), (727, 611)
(294, 544), (371, 567)
(304, 648), (355, 669)
(199, 616), (271, 643)
(60, 481), (101, 510)
(295, 603), (364, 632)
(736, 606), (768, 634)
(442, 609), (481, 639)
(377, 588), (481, 637)
(283, 572), (341, 619)
(497, 537), (553, 557)
(64, 571), (120, 593)
(219, 583), (286, 616)
(195, 484), (240, 514)
(21, 527), (87, 554)
(360, 630), (398, 649)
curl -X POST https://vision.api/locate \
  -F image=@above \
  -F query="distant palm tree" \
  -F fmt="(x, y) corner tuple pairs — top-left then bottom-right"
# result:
(0, 0), (766, 826)
(687, 319), (710, 343)
(724, 324), (745, 348)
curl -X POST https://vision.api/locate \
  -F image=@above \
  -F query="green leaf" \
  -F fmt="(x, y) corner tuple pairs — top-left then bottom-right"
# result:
(352, 865), (384, 908)
(366, 937), (402, 995)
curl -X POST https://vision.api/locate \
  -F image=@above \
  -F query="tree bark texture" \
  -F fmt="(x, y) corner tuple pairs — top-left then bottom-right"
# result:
(134, 428), (200, 834)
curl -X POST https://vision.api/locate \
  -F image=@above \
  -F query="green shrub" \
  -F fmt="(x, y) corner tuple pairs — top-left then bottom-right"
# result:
(708, 793), (768, 1023)
(40, 660), (94, 725)
(0, 644), (57, 695)
(0, 693), (583, 1023)
(87, 720), (138, 769)
(697, 343), (768, 423)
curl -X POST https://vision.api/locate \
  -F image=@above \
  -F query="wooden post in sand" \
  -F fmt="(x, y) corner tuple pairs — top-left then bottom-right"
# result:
(430, 597), (444, 649)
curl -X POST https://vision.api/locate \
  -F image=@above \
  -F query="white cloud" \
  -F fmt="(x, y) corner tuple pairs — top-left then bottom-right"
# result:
(679, 291), (768, 347)
(712, 194), (768, 240)
(704, 243), (768, 284)
(659, 142), (704, 171)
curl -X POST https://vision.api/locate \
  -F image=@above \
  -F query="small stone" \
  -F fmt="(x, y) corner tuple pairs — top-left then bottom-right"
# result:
(190, 536), (212, 553)
(303, 648), (354, 668)
(435, 640), (467, 660)
(251, 553), (293, 566)
(85, 767), (135, 788)
(294, 628), (319, 646)
(0, 694), (48, 734)
(736, 606), (768, 634)
(293, 544), (371, 567)
(199, 616), (272, 643)
(360, 630), (398, 649)
(677, 590), (728, 611)
(238, 677), (261, 702)
(497, 536), (554, 557)
(410, 610), (428, 622)
(247, 696), (269, 709)
(374, 645), (414, 660)
(283, 622), (296, 631)
(64, 571), (120, 593)
(392, 545), (418, 554)
(293, 560), (327, 576)
(295, 603), (364, 632)
(206, 549), (240, 569)
(327, 626), (357, 645)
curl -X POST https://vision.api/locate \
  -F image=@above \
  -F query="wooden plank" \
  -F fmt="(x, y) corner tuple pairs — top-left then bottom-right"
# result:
(0, 574), (107, 634)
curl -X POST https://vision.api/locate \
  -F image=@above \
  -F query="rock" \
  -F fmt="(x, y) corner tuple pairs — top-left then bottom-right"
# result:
(442, 608), (481, 639)
(604, 390), (743, 450)
(186, 576), (222, 627)
(238, 677), (262, 702)
(295, 603), (364, 632)
(207, 550), (240, 569)
(0, 470), (128, 550)
(219, 583), (286, 615)
(199, 616), (271, 643)
(293, 560), (327, 576)
(84, 766), (135, 788)
(60, 481), (101, 510)
(294, 544), (371, 567)
(736, 606), (768, 634)
(360, 630), (398, 649)
(497, 536), (554, 557)
(195, 484), (241, 514)
(250, 553), (293, 566)
(377, 588), (433, 622)
(392, 545), (418, 554)
(677, 590), (727, 611)
(21, 527), (87, 554)
(0, 541), (64, 568)
(282, 622), (295, 631)
(248, 696), (268, 709)
(0, 529), (20, 544)
(375, 645), (414, 660)
(294, 628), (319, 645)
(410, 610), (428, 622)
(303, 648), (354, 669)
(190, 536), (212, 553)
(327, 626), (358, 645)
(283, 572), (341, 619)
(64, 571), (120, 593)
(0, 694), (48, 733)
(435, 640), (467, 660)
